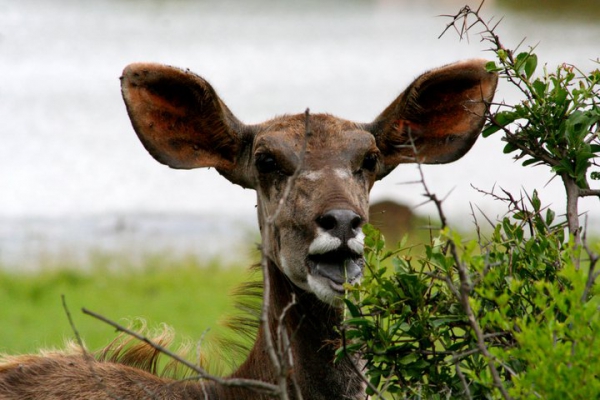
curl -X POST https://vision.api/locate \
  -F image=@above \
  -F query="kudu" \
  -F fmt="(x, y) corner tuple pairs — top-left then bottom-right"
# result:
(0, 59), (497, 399)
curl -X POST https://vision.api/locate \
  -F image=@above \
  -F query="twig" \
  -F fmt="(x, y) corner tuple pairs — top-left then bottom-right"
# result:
(411, 151), (512, 399)
(276, 295), (302, 400)
(581, 220), (600, 302)
(562, 174), (582, 254)
(455, 360), (473, 399)
(62, 295), (93, 362)
(196, 329), (212, 400)
(339, 327), (383, 398)
(62, 296), (125, 400)
(82, 308), (280, 396)
(257, 108), (312, 400)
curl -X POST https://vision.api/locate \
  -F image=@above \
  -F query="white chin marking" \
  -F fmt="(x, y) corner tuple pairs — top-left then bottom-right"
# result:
(307, 275), (344, 306)
(308, 230), (342, 255)
(347, 231), (365, 254)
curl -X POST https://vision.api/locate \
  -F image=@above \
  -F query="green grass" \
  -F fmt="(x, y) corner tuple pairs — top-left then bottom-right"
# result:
(0, 254), (257, 369)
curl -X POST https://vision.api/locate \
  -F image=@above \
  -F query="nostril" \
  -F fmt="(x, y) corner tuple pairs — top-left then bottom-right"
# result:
(317, 209), (363, 241)
(351, 215), (362, 230)
(317, 214), (337, 231)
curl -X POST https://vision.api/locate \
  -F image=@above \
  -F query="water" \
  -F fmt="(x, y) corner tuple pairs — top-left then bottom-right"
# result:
(1, 0), (599, 268)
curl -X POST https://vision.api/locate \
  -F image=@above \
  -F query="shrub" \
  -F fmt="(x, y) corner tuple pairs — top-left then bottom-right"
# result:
(341, 5), (600, 399)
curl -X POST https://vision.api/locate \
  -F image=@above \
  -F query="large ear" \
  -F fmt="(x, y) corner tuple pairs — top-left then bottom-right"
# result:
(121, 63), (255, 188)
(366, 59), (498, 178)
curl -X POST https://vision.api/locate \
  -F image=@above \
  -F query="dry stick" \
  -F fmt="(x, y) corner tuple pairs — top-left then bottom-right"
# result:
(275, 294), (304, 400)
(259, 248), (288, 400)
(562, 174), (583, 261)
(339, 328), (383, 398)
(81, 308), (279, 396)
(195, 329), (212, 400)
(455, 361), (473, 400)
(61, 296), (128, 400)
(258, 108), (313, 400)
(400, 113), (511, 400)
(581, 219), (600, 302)
(415, 163), (511, 400)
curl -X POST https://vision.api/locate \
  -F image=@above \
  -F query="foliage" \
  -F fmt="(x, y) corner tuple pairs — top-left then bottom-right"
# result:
(340, 5), (599, 399)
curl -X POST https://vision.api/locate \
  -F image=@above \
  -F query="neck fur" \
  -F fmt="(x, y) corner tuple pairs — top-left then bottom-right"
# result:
(213, 258), (363, 399)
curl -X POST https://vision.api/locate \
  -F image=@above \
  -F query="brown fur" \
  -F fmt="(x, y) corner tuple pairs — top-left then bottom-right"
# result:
(0, 59), (497, 399)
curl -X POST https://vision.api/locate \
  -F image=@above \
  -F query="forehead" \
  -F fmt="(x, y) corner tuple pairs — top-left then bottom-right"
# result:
(254, 114), (376, 162)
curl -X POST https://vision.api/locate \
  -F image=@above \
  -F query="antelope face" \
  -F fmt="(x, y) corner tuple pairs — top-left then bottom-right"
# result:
(252, 115), (379, 305)
(121, 60), (497, 306)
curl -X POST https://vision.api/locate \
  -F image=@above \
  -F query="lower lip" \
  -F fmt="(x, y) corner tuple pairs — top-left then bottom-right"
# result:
(328, 280), (346, 294)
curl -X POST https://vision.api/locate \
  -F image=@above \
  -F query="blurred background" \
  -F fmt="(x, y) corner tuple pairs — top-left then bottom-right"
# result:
(1, 0), (599, 270)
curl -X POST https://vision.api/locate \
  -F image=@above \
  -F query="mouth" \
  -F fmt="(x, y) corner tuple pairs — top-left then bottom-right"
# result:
(307, 248), (364, 294)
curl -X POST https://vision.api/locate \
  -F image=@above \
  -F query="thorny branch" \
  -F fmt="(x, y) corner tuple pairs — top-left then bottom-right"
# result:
(415, 161), (512, 400)
(398, 65), (512, 398)
(440, 1), (600, 251)
(437, 3), (599, 398)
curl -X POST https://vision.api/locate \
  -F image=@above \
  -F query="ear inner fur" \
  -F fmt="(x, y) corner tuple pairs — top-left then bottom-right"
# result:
(121, 63), (247, 178)
(368, 59), (498, 178)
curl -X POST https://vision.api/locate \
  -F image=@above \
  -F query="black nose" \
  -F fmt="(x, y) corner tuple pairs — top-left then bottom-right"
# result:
(316, 209), (363, 241)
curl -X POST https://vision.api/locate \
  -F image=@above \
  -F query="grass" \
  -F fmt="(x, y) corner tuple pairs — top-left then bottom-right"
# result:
(0, 253), (257, 372)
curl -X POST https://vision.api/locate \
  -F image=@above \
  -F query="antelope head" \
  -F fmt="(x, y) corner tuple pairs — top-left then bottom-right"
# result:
(121, 60), (497, 306)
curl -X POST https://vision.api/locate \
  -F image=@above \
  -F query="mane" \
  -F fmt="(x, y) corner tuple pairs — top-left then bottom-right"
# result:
(94, 321), (195, 379)
(212, 265), (263, 371)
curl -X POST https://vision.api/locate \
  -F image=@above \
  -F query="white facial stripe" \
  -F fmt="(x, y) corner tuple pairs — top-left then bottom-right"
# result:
(301, 168), (350, 182)
(347, 231), (365, 254)
(301, 170), (324, 181)
(334, 168), (351, 179)
(308, 230), (342, 255)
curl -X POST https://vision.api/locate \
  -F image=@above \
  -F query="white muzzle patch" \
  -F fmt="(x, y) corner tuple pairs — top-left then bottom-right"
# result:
(308, 229), (342, 255)
(347, 231), (365, 254)
(306, 228), (366, 306)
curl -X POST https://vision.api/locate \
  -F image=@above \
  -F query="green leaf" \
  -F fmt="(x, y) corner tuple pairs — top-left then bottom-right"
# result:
(482, 124), (502, 137)
(545, 209), (556, 225)
(344, 298), (361, 318)
(399, 353), (419, 365)
(503, 142), (519, 154)
(345, 317), (375, 328)
(532, 79), (547, 98)
(531, 190), (541, 212)
(524, 53), (538, 79)
(495, 110), (520, 126)
(515, 52), (537, 79)
(522, 158), (541, 167)
(485, 61), (503, 72)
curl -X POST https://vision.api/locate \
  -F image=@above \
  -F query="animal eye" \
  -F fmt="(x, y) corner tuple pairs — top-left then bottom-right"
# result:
(361, 153), (379, 172)
(255, 153), (279, 174)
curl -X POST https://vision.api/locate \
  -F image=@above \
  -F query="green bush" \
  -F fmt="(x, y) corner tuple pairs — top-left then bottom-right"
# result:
(340, 6), (599, 399)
